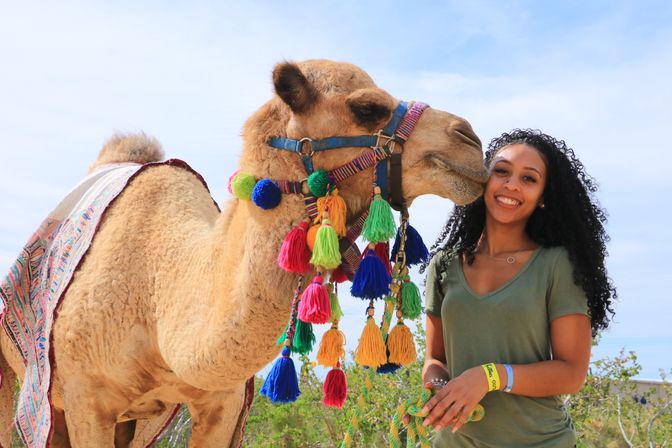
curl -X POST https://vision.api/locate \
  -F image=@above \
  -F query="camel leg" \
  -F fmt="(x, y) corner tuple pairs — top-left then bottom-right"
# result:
(0, 347), (17, 448)
(62, 380), (117, 448)
(186, 384), (247, 448)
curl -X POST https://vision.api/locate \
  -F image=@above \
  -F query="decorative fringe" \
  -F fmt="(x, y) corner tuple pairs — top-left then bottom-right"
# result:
(307, 169), (330, 197)
(316, 189), (347, 237)
(278, 220), (311, 273)
(317, 325), (345, 367)
(327, 283), (343, 322)
(362, 187), (396, 243)
(387, 321), (417, 366)
(298, 276), (331, 324)
(373, 242), (392, 275)
(323, 366), (347, 408)
(292, 319), (316, 355)
(330, 265), (349, 284)
(310, 217), (341, 270)
(230, 172), (257, 200)
(355, 310), (387, 368)
(391, 223), (429, 266)
(307, 224), (320, 251)
(351, 248), (391, 300)
(401, 276), (422, 319)
(260, 347), (300, 403)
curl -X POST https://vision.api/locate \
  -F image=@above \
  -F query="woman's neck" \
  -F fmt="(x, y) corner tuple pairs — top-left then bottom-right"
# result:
(480, 217), (537, 256)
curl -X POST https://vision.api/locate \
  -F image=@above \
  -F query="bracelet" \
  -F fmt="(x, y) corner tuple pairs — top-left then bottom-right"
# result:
(427, 378), (449, 391)
(503, 364), (514, 393)
(481, 363), (500, 392)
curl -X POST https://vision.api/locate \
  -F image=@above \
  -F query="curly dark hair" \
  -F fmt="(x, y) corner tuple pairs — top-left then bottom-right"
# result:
(423, 129), (616, 336)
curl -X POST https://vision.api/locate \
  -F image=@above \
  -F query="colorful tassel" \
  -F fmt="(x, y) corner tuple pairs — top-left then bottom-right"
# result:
(260, 346), (300, 403)
(373, 242), (392, 275)
(317, 324), (345, 367)
(391, 223), (429, 266)
(317, 189), (347, 236)
(387, 320), (417, 366)
(278, 220), (311, 273)
(362, 186), (396, 243)
(401, 276), (423, 319)
(307, 169), (330, 197)
(298, 275), (331, 324)
(376, 362), (402, 374)
(330, 265), (349, 283)
(351, 247), (391, 300)
(292, 319), (316, 355)
(327, 283), (343, 322)
(323, 365), (347, 408)
(227, 169), (240, 194)
(310, 217), (341, 269)
(307, 224), (320, 251)
(251, 178), (282, 209)
(355, 307), (387, 368)
(230, 172), (257, 200)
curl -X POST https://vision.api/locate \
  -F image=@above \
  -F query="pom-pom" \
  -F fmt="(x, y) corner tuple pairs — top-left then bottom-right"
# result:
(327, 283), (343, 322)
(351, 248), (391, 300)
(292, 319), (316, 355)
(307, 169), (330, 197)
(310, 218), (341, 270)
(307, 224), (320, 251)
(298, 276), (331, 324)
(278, 220), (311, 273)
(387, 321), (417, 366)
(401, 276), (423, 319)
(227, 169), (240, 194)
(376, 363), (402, 374)
(330, 265), (349, 283)
(230, 172), (256, 200)
(260, 347), (300, 403)
(317, 190), (347, 236)
(391, 223), (429, 266)
(251, 178), (282, 209)
(373, 242), (392, 275)
(362, 189), (396, 243)
(355, 311), (387, 368)
(323, 367), (347, 408)
(317, 325), (345, 367)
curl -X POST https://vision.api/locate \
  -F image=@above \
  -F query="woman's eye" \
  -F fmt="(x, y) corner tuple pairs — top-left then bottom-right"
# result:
(523, 175), (537, 183)
(493, 167), (508, 175)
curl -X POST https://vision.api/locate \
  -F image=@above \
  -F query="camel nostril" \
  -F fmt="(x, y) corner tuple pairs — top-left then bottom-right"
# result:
(451, 125), (482, 149)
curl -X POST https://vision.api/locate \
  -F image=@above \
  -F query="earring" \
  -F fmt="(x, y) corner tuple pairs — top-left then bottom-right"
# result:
(539, 203), (545, 209)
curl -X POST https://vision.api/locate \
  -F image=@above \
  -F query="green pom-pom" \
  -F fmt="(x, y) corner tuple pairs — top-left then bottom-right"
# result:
(231, 172), (257, 200)
(328, 284), (343, 322)
(307, 170), (330, 197)
(293, 319), (316, 354)
(401, 276), (423, 319)
(310, 219), (341, 269)
(362, 194), (396, 242)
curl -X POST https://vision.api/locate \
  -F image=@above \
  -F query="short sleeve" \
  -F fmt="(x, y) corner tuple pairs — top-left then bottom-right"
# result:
(424, 252), (446, 316)
(548, 248), (589, 321)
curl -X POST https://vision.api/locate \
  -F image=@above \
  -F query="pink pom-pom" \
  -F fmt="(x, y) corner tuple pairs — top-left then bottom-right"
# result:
(323, 367), (347, 408)
(227, 169), (240, 194)
(298, 275), (331, 324)
(278, 221), (311, 273)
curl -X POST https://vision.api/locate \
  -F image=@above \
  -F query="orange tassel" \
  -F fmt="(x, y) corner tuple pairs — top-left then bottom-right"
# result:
(307, 224), (320, 251)
(387, 320), (417, 366)
(317, 323), (345, 367)
(354, 307), (387, 368)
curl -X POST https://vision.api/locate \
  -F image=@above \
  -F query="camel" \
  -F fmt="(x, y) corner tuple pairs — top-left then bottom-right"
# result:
(0, 59), (488, 447)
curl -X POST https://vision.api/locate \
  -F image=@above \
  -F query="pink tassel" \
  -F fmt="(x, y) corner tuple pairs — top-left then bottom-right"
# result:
(323, 365), (347, 408)
(298, 275), (331, 324)
(373, 242), (392, 275)
(278, 220), (311, 273)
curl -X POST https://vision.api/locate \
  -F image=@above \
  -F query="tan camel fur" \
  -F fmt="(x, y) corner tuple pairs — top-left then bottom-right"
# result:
(0, 59), (487, 447)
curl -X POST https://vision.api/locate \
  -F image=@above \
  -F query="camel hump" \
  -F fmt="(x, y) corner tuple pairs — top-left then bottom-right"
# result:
(89, 132), (165, 173)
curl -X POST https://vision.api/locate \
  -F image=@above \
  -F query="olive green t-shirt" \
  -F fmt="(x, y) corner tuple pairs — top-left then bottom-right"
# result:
(425, 246), (588, 448)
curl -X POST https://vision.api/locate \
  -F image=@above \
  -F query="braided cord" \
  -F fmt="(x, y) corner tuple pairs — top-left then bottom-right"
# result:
(340, 369), (374, 447)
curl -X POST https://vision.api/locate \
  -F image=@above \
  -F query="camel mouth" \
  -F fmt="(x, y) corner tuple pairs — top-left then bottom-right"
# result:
(425, 153), (489, 185)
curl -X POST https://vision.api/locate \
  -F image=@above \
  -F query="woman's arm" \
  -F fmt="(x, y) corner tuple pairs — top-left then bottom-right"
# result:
(422, 313), (591, 432)
(422, 314), (450, 383)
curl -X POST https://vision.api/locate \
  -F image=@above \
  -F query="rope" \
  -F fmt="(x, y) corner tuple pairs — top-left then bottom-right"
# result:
(389, 389), (432, 448)
(340, 369), (374, 448)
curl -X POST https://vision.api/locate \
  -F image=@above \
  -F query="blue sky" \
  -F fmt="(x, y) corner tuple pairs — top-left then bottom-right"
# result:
(1, 1), (670, 379)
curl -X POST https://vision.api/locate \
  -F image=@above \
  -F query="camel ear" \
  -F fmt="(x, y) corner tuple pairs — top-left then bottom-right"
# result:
(273, 62), (319, 114)
(346, 89), (393, 129)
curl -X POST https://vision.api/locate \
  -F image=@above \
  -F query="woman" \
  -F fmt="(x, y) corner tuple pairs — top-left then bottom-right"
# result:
(420, 129), (616, 447)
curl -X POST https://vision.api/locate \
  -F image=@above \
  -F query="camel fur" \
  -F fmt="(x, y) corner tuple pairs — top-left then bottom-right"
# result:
(0, 59), (487, 447)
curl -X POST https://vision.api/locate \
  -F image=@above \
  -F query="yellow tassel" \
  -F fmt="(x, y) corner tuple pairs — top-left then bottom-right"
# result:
(317, 324), (345, 367)
(307, 224), (320, 251)
(316, 189), (347, 237)
(387, 320), (417, 366)
(355, 308), (387, 368)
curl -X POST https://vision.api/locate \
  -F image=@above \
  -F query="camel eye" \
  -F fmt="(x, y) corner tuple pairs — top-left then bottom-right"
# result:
(348, 101), (391, 128)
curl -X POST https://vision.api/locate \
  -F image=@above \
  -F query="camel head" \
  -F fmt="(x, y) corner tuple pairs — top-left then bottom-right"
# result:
(240, 59), (487, 219)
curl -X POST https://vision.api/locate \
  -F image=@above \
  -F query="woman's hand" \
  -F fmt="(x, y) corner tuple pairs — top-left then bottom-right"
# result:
(422, 366), (488, 433)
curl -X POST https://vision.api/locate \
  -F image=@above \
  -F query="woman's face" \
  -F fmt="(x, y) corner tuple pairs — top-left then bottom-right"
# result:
(484, 143), (547, 226)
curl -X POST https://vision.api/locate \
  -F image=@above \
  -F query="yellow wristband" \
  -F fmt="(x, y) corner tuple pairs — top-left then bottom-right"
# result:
(481, 363), (500, 392)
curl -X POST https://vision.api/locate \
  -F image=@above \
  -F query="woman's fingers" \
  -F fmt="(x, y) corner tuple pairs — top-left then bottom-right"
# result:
(450, 403), (476, 433)
(422, 392), (457, 427)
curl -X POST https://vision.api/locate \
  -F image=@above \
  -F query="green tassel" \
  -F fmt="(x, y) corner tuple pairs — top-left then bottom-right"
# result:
(310, 218), (341, 269)
(293, 319), (316, 355)
(276, 326), (288, 346)
(328, 283), (343, 322)
(362, 192), (396, 243)
(401, 276), (423, 319)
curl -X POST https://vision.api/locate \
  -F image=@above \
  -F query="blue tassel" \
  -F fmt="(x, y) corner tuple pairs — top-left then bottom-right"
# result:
(376, 363), (402, 374)
(391, 224), (429, 266)
(350, 249), (391, 300)
(260, 347), (301, 403)
(252, 179), (282, 210)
